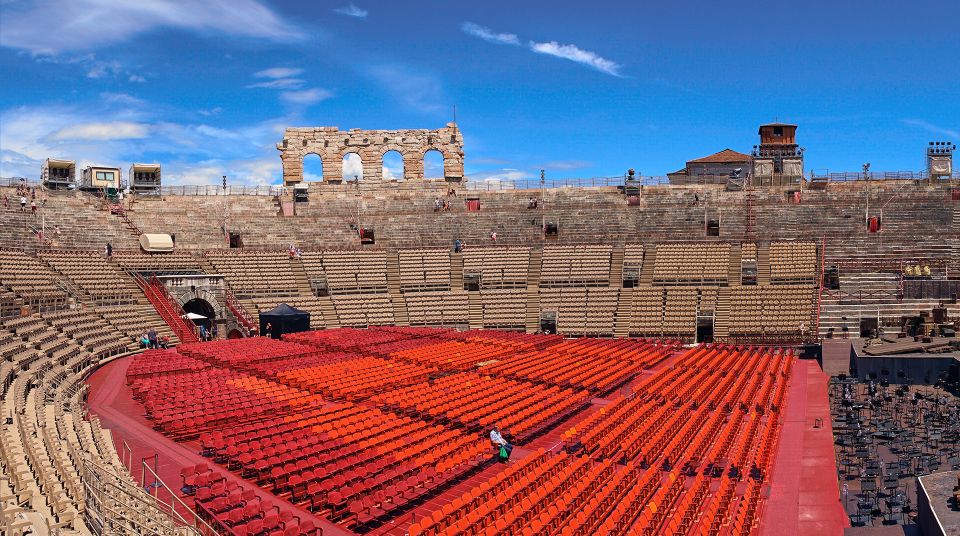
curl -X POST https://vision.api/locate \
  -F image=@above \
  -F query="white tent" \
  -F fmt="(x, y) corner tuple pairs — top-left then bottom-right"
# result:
(139, 233), (174, 253)
(182, 312), (206, 320)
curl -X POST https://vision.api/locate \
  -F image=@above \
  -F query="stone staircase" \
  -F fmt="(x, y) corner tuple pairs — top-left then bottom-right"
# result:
(613, 289), (632, 338)
(525, 248), (542, 333)
(290, 258), (313, 296)
(385, 251), (409, 325)
(450, 252), (464, 291)
(609, 244), (624, 287)
(756, 243), (771, 285)
(727, 244), (742, 285)
(640, 245), (656, 285)
(467, 293), (483, 330)
(714, 287), (731, 338)
(316, 296), (341, 329)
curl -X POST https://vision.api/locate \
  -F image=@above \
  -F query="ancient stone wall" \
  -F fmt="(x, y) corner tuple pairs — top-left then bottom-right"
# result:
(277, 123), (464, 185)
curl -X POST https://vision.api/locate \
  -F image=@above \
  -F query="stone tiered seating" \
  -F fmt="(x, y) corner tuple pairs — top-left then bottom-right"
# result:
(41, 309), (130, 356)
(301, 250), (388, 294)
(653, 243), (730, 284)
(728, 285), (816, 338)
(40, 251), (144, 305)
(403, 291), (469, 327)
(462, 246), (531, 288)
(479, 289), (527, 329)
(398, 249), (451, 291)
(539, 245), (612, 287)
(112, 252), (203, 273)
(332, 294), (395, 326)
(207, 251), (301, 298)
(96, 305), (178, 346)
(0, 250), (69, 312)
(539, 288), (619, 335)
(770, 241), (817, 282)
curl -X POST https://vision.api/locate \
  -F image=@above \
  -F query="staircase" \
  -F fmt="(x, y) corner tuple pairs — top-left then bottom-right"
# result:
(640, 245), (656, 285)
(609, 244), (624, 288)
(613, 289), (632, 338)
(134, 274), (199, 343)
(316, 295), (340, 329)
(714, 287), (731, 338)
(756, 243), (771, 285)
(468, 293), (483, 330)
(951, 205), (960, 277)
(727, 244), (742, 285)
(525, 248), (542, 333)
(290, 258), (314, 296)
(450, 252), (464, 291)
(385, 251), (409, 325)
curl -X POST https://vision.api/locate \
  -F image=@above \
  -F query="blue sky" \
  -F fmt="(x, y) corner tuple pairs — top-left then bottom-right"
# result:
(1, 0), (958, 185)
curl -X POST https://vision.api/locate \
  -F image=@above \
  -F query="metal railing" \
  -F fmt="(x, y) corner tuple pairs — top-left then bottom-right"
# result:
(157, 184), (285, 196)
(810, 170), (960, 182)
(224, 288), (257, 331)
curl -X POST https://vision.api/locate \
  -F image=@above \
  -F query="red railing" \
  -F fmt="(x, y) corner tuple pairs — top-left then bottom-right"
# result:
(134, 273), (199, 343)
(224, 288), (256, 332)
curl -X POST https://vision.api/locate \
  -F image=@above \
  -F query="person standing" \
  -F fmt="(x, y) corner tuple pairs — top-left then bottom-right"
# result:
(20, 196), (27, 212)
(147, 328), (158, 349)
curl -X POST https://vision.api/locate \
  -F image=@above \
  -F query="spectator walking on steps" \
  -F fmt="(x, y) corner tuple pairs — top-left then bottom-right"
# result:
(105, 242), (113, 257)
(490, 231), (497, 242)
(30, 200), (36, 214)
(20, 196), (27, 211)
(490, 425), (513, 462)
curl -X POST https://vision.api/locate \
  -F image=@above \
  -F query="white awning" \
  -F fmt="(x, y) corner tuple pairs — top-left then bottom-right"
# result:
(139, 233), (174, 253)
(182, 312), (206, 320)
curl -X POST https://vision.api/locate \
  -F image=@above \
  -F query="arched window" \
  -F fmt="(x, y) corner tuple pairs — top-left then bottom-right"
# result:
(342, 153), (363, 181)
(382, 150), (404, 181)
(424, 150), (444, 180)
(302, 153), (323, 181)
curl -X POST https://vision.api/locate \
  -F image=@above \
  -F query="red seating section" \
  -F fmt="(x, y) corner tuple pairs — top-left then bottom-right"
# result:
(125, 328), (790, 535)
(412, 344), (793, 536)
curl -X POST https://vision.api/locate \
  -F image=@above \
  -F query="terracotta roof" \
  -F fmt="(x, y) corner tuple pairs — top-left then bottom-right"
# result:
(687, 149), (753, 164)
(758, 122), (797, 134)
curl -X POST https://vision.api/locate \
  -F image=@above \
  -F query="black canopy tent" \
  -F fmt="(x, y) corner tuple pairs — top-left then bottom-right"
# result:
(258, 303), (310, 339)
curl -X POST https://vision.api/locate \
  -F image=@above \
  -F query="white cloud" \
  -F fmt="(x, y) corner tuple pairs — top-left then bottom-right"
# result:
(0, 0), (302, 55)
(529, 40), (623, 77)
(254, 67), (304, 79)
(0, 104), (291, 185)
(247, 78), (305, 89)
(333, 4), (367, 19)
(199, 107), (224, 117)
(100, 93), (144, 106)
(461, 22), (519, 46)
(128, 74), (147, 83)
(53, 121), (150, 141)
(343, 153), (363, 180)
(86, 60), (122, 79)
(902, 119), (959, 140)
(280, 88), (333, 106)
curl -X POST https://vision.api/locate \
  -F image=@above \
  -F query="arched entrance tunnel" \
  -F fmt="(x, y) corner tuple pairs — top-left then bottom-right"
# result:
(183, 298), (216, 338)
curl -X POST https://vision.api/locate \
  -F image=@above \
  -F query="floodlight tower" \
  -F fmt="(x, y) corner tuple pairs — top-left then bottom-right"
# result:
(927, 141), (955, 181)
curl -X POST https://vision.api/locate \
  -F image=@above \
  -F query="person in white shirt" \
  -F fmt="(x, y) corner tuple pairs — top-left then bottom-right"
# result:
(490, 426), (512, 460)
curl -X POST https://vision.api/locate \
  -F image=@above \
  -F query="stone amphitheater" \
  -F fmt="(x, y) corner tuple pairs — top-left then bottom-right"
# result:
(2, 128), (960, 536)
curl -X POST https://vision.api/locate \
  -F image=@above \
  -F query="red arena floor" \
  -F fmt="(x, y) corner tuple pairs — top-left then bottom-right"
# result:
(85, 327), (847, 535)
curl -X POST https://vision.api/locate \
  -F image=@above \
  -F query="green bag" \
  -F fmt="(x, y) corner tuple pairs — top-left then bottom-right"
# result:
(499, 446), (508, 459)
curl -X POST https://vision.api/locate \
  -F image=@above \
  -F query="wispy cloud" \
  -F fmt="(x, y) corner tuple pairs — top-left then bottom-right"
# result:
(366, 65), (447, 114)
(0, 0), (302, 55)
(52, 121), (150, 141)
(902, 119), (959, 139)
(0, 104), (292, 185)
(543, 160), (591, 170)
(461, 22), (519, 46)
(280, 88), (333, 106)
(100, 93), (145, 106)
(254, 67), (304, 79)
(529, 41), (623, 77)
(460, 22), (624, 77)
(247, 78), (305, 89)
(333, 4), (368, 19)
(128, 74), (147, 83)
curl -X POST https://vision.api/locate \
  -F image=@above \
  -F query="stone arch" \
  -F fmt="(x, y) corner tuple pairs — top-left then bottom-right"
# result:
(342, 152), (364, 182)
(183, 297), (216, 332)
(302, 153), (324, 181)
(381, 149), (404, 182)
(422, 149), (445, 180)
(420, 145), (464, 182)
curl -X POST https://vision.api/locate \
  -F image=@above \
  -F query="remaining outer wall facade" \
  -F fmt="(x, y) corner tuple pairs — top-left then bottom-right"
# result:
(277, 123), (465, 185)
